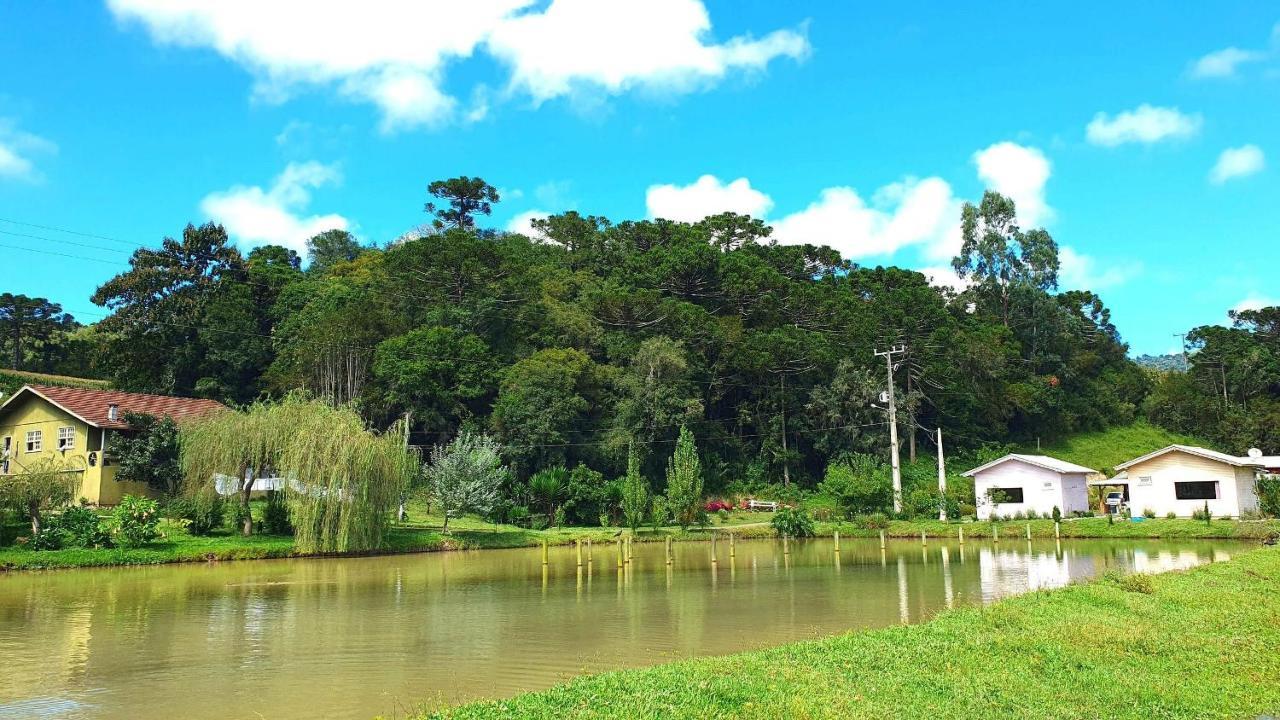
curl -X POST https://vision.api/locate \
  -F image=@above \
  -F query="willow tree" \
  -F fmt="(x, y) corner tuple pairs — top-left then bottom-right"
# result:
(0, 456), (81, 534)
(181, 396), (413, 551)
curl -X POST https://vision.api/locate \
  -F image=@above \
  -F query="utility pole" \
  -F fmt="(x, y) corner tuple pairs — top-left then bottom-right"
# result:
(875, 345), (906, 513)
(1173, 332), (1188, 372)
(398, 410), (412, 523)
(936, 427), (947, 521)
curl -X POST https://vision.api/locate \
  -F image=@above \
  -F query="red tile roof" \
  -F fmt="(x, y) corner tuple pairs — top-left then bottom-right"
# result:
(16, 384), (227, 429)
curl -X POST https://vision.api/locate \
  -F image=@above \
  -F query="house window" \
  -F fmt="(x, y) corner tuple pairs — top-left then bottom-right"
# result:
(57, 426), (75, 450)
(25, 430), (42, 453)
(1174, 481), (1218, 500)
(990, 487), (1025, 504)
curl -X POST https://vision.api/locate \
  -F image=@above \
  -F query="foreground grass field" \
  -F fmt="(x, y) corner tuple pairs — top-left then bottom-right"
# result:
(420, 546), (1280, 720)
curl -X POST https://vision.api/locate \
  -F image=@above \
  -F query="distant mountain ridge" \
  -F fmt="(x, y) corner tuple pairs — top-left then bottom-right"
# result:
(1134, 353), (1186, 372)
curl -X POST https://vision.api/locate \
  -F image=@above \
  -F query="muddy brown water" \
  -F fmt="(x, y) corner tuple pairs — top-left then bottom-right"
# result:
(0, 537), (1247, 719)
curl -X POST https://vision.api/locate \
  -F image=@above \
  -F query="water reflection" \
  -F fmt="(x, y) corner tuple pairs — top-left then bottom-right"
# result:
(0, 537), (1243, 720)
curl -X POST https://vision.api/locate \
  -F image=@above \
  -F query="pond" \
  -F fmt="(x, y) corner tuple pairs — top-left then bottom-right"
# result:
(0, 537), (1246, 720)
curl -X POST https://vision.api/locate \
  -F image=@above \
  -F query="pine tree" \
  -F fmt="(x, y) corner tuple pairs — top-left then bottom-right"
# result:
(621, 442), (649, 532)
(665, 426), (703, 529)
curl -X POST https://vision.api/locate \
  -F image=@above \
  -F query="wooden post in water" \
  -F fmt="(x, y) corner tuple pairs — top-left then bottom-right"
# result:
(616, 538), (623, 568)
(1026, 524), (1032, 541)
(958, 526), (965, 545)
(833, 530), (841, 554)
(730, 532), (736, 558)
(626, 536), (633, 564)
(993, 524), (999, 543)
(576, 539), (583, 567)
(542, 540), (549, 566)
(783, 534), (790, 556)
(711, 532), (718, 563)
(921, 530), (927, 547)
(587, 538), (593, 564)
(1054, 522), (1060, 540)
(879, 530), (886, 550)
(665, 536), (672, 565)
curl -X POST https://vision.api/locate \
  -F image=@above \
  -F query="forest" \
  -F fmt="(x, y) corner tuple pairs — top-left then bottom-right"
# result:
(2, 177), (1274, 503)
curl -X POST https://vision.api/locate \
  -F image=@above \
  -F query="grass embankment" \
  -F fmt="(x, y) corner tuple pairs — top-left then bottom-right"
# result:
(421, 546), (1280, 720)
(1018, 421), (1200, 475)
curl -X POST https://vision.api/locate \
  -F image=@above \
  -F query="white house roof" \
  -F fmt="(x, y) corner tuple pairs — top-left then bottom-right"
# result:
(1114, 444), (1277, 471)
(962, 454), (1100, 478)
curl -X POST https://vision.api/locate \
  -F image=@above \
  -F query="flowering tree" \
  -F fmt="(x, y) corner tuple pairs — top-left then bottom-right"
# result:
(424, 431), (508, 532)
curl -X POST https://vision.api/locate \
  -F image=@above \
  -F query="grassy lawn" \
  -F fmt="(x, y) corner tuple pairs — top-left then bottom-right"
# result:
(418, 546), (1280, 720)
(1017, 421), (1201, 475)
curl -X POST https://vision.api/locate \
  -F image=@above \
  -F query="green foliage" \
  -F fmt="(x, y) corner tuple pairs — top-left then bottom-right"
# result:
(0, 456), (80, 534)
(665, 426), (704, 529)
(1256, 475), (1280, 518)
(770, 506), (815, 537)
(165, 494), (225, 536)
(31, 503), (113, 550)
(305, 229), (363, 272)
(425, 176), (500, 230)
(113, 412), (184, 496)
(1103, 569), (1155, 594)
(853, 512), (890, 530)
(112, 495), (161, 546)
(0, 293), (82, 373)
(1193, 502), (1212, 524)
(621, 444), (649, 532)
(528, 466), (569, 527)
(818, 455), (891, 518)
(261, 490), (293, 535)
(423, 431), (509, 532)
(1051, 505), (1062, 523)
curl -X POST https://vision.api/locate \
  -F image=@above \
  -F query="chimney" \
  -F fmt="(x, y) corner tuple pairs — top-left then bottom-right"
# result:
(108, 404), (119, 422)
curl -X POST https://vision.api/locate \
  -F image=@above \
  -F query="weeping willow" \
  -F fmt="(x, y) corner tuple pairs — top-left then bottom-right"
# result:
(180, 395), (414, 553)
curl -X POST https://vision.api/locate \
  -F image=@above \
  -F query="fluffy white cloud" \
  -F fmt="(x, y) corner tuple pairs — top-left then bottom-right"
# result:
(1232, 294), (1280, 314)
(645, 175), (773, 221)
(0, 120), (56, 182)
(505, 208), (551, 238)
(772, 177), (959, 260)
(200, 161), (349, 254)
(1058, 246), (1129, 291)
(1085, 104), (1202, 147)
(107, 0), (808, 130)
(1190, 47), (1266, 78)
(1209, 144), (1265, 184)
(917, 265), (969, 291)
(973, 141), (1052, 228)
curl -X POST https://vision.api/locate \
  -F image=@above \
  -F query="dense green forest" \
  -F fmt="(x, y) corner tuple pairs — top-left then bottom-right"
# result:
(5, 177), (1272, 496)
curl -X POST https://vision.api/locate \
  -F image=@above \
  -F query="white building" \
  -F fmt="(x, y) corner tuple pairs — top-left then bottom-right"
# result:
(963, 454), (1098, 520)
(1100, 445), (1278, 518)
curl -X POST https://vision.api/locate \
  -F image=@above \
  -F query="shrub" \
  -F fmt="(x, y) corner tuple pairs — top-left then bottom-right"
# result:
(56, 503), (113, 548)
(1256, 474), (1280, 518)
(227, 501), (251, 533)
(1142, 507), (1156, 519)
(818, 456), (891, 518)
(1103, 570), (1154, 594)
(1166, 511), (1177, 519)
(113, 495), (161, 546)
(649, 497), (669, 531)
(1192, 502), (1212, 523)
(1051, 505), (1062, 523)
(957, 503), (977, 520)
(1025, 509), (1039, 520)
(166, 494), (225, 536)
(716, 508), (730, 524)
(704, 500), (734, 513)
(771, 507), (815, 537)
(853, 512), (890, 530)
(28, 526), (66, 550)
(261, 490), (293, 535)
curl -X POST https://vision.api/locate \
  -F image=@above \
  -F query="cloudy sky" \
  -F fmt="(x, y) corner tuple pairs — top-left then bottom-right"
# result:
(1, 1), (1277, 355)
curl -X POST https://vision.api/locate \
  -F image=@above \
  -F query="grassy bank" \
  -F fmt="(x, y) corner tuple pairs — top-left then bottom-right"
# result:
(420, 546), (1280, 720)
(2, 506), (1275, 571)
(1017, 421), (1200, 475)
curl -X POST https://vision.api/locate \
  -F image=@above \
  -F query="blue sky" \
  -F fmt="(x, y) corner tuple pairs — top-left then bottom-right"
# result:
(1, 1), (1277, 356)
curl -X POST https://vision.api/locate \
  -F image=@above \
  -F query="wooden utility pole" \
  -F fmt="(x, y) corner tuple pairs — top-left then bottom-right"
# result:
(398, 410), (412, 523)
(937, 427), (947, 521)
(875, 345), (907, 513)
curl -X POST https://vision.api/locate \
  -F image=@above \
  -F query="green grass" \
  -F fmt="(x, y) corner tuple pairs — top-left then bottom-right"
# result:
(0, 368), (109, 397)
(820, 516), (1280, 541)
(1019, 421), (1201, 475)
(418, 545), (1280, 720)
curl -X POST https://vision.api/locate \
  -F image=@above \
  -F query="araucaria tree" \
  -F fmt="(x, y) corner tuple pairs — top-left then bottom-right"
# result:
(423, 431), (508, 532)
(621, 443), (649, 532)
(665, 426), (703, 529)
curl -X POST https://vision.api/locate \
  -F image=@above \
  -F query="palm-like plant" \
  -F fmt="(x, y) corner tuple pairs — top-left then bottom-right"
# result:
(529, 466), (568, 527)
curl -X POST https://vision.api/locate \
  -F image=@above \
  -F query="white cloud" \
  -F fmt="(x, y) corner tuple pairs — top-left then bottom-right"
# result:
(505, 209), (551, 238)
(646, 175), (774, 221)
(0, 120), (56, 182)
(918, 265), (970, 291)
(772, 177), (959, 260)
(1085, 104), (1202, 147)
(107, 0), (808, 130)
(1190, 47), (1266, 78)
(200, 161), (349, 254)
(973, 141), (1053, 228)
(1058, 246), (1130, 291)
(1232, 294), (1280, 314)
(1209, 144), (1265, 184)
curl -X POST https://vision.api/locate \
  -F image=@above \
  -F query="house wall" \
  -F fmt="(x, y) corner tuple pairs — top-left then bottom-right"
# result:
(0, 393), (151, 505)
(973, 460), (1087, 520)
(1124, 450), (1255, 518)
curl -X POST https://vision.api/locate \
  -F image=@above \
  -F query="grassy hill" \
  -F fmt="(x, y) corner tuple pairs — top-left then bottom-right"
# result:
(1018, 421), (1201, 476)
(0, 368), (109, 399)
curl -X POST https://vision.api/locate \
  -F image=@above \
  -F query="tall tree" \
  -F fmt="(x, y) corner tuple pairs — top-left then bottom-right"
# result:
(953, 190), (1059, 325)
(665, 425), (704, 529)
(0, 294), (76, 370)
(306, 229), (363, 272)
(425, 176), (500, 230)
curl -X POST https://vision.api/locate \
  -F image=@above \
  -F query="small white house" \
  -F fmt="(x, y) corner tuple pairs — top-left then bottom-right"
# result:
(963, 454), (1098, 520)
(1099, 445), (1279, 518)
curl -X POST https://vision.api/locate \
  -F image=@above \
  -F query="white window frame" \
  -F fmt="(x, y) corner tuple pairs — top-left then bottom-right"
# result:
(25, 430), (43, 453)
(57, 426), (75, 450)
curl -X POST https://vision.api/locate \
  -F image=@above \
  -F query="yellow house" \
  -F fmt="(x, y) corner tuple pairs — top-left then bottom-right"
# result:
(0, 384), (225, 505)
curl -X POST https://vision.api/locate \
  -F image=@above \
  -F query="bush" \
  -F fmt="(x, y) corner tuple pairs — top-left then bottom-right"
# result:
(716, 508), (731, 524)
(1142, 507), (1156, 519)
(1192, 502), (1212, 523)
(56, 504), (113, 548)
(853, 512), (890, 530)
(1025, 509), (1039, 520)
(770, 507), (815, 537)
(704, 500), (734, 513)
(957, 503), (977, 519)
(1166, 511), (1177, 519)
(261, 490), (293, 535)
(166, 494), (225, 536)
(818, 456), (891, 518)
(113, 495), (161, 546)
(1256, 474), (1280, 518)
(1051, 505), (1062, 523)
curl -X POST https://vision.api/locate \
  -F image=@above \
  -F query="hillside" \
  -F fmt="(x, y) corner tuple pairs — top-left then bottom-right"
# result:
(0, 369), (109, 400)
(1019, 422), (1200, 476)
